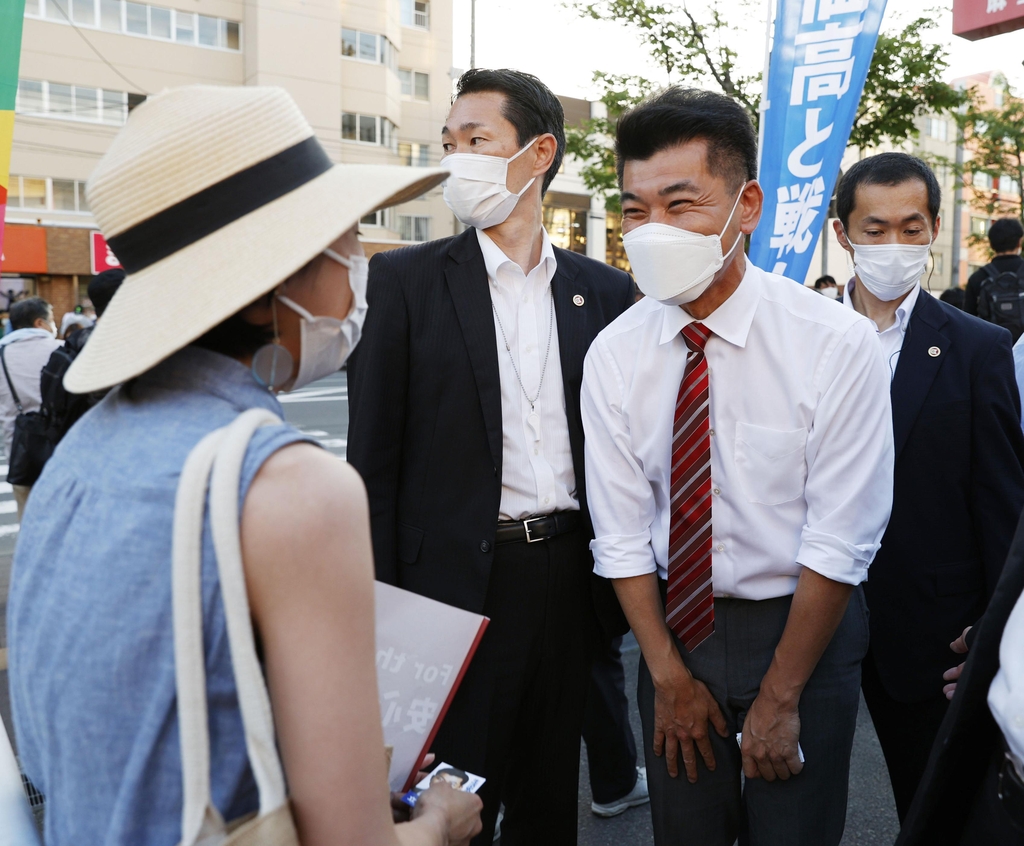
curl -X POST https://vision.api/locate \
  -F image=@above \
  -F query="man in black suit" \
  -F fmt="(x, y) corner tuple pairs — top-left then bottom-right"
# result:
(898, 512), (1024, 845)
(833, 152), (1024, 821)
(346, 69), (634, 845)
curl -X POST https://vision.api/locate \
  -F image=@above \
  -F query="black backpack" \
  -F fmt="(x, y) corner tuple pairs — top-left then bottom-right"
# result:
(38, 327), (97, 443)
(977, 263), (1024, 343)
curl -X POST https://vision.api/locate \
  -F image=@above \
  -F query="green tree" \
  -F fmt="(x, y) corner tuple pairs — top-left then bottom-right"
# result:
(959, 78), (1024, 239)
(566, 1), (967, 210)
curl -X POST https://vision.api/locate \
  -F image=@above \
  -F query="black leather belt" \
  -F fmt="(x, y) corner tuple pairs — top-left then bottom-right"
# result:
(998, 737), (1024, 832)
(495, 511), (582, 545)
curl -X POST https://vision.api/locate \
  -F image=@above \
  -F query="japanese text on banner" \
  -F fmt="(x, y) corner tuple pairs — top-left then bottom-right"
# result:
(748, 0), (887, 284)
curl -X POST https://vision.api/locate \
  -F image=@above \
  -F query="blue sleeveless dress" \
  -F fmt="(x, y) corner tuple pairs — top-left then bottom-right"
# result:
(7, 346), (314, 845)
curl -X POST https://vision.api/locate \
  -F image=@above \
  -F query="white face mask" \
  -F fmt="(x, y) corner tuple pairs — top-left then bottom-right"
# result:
(442, 137), (539, 229)
(819, 286), (839, 300)
(621, 185), (747, 306)
(845, 229), (932, 302)
(277, 248), (368, 391)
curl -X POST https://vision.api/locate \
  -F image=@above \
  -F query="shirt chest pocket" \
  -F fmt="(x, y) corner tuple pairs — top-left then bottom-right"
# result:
(734, 422), (808, 505)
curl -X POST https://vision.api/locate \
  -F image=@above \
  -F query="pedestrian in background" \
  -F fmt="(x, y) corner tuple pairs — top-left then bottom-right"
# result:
(37, 269), (127, 452)
(347, 68), (635, 845)
(963, 217), (1024, 324)
(0, 296), (60, 517)
(582, 87), (894, 846)
(813, 274), (839, 299)
(938, 286), (965, 310)
(834, 153), (1024, 822)
(7, 84), (480, 846)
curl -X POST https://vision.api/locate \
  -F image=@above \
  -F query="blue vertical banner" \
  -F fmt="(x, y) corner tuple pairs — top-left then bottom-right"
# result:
(749, 0), (887, 283)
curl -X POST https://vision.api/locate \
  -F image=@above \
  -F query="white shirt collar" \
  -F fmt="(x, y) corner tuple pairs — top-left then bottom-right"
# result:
(843, 278), (921, 334)
(658, 257), (761, 348)
(476, 227), (557, 284)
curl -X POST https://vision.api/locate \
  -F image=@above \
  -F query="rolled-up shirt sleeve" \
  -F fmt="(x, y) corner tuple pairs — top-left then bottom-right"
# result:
(582, 335), (659, 579)
(798, 318), (894, 585)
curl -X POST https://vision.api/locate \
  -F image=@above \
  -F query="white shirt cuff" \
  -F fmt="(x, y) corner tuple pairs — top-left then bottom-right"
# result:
(796, 527), (877, 586)
(591, 532), (658, 579)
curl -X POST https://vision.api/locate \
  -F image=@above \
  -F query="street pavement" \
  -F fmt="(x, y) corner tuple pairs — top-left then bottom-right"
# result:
(0, 369), (901, 844)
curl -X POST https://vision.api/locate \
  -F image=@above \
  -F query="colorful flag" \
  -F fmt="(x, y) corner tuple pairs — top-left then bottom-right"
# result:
(0, 1), (28, 271)
(749, 0), (887, 285)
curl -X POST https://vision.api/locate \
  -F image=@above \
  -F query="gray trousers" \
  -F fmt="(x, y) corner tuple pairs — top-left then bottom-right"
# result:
(638, 586), (869, 846)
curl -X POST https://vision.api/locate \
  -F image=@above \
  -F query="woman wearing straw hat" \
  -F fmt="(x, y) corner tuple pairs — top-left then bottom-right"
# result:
(6, 86), (482, 846)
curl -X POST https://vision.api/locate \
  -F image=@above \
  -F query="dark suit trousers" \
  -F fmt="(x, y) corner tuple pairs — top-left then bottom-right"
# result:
(860, 649), (951, 822)
(429, 528), (593, 846)
(638, 587), (868, 846)
(582, 635), (639, 804)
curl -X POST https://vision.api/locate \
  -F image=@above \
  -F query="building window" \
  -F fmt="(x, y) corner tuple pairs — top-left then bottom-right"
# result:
(398, 142), (430, 167)
(973, 172), (993, 191)
(7, 176), (91, 214)
(16, 78), (134, 125)
(341, 28), (397, 71)
(26, 0), (241, 51)
(543, 207), (588, 254)
(342, 112), (399, 152)
(400, 0), (429, 29)
(998, 175), (1020, 197)
(970, 217), (990, 238)
(927, 118), (947, 142)
(932, 252), (943, 275)
(360, 209), (391, 228)
(399, 69), (429, 100)
(397, 215), (430, 242)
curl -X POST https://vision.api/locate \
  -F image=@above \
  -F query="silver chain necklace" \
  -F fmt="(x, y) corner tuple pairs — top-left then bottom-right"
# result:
(491, 289), (555, 439)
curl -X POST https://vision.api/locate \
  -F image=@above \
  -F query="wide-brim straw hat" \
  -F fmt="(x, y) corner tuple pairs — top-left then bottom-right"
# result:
(65, 85), (447, 393)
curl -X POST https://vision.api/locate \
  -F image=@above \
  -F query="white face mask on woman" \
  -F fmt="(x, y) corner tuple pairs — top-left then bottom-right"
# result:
(621, 185), (747, 306)
(844, 229), (932, 302)
(277, 248), (368, 390)
(442, 137), (539, 229)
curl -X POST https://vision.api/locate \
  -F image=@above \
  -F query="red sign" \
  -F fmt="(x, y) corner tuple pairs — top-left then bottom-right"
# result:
(953, 0), (1024, 41)
(90, 231), (121, 275)
(0, 225), (47, 273)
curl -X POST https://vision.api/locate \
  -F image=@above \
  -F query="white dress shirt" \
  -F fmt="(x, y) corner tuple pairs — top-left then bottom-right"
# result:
(582, 260), (894, 599)
(477, 228), (579, 521)
(843, 279), (921, 380)
(989, 587), (1024, 776)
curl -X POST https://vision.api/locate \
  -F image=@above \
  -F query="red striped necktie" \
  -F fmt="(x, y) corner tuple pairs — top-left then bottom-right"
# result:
(666, 322), (715, 652)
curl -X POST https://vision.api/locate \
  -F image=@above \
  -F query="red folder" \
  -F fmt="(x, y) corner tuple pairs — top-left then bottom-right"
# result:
(374, 581), (489, 792)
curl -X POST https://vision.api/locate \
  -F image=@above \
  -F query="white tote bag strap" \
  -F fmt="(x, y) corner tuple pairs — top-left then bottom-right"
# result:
(208, 409), (289, 816)
(173, 427), (230, 845)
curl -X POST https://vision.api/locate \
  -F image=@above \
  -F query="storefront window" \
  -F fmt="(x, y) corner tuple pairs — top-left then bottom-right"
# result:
(605, 212), (630, 271)
(543, 207), (587, 254)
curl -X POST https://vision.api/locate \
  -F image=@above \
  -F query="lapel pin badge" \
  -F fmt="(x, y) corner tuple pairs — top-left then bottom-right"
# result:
(573, 294), (585, 307)
(928, 346), (941, 357)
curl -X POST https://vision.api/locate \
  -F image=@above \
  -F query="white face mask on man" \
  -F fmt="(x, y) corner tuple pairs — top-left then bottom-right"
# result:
(277, 248), (368, 391)
(442, 137), (539, 229)
(621, 184), (747, 306)
(844, 228), (932, 302)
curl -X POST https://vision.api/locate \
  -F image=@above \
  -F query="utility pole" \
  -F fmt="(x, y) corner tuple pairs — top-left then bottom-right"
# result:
(951, 124), (965, 288)
(470, 0), (476, 69)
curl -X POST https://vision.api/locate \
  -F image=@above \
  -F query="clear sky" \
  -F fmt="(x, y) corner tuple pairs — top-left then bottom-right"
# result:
(450, 0), (1024, 99)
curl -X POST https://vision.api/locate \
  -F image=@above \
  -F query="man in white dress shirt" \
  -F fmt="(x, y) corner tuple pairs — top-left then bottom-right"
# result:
(347, 69), (635, 844)
(581, 87), (895, 845)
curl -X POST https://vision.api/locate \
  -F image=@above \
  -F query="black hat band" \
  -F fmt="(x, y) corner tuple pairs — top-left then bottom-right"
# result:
(106, 136), (333, 274)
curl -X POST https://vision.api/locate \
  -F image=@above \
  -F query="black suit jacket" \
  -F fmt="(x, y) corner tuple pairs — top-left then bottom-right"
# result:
(897, 507), (1024, 845)
(865, 291), (1024, 702)
(346, 228), (635, 616)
